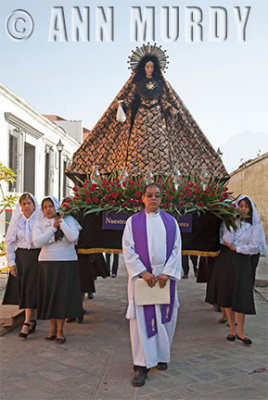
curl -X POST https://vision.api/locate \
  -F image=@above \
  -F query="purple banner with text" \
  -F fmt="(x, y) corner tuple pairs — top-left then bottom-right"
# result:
(102, 211), (129, 230)
(178, 214), (192, 233)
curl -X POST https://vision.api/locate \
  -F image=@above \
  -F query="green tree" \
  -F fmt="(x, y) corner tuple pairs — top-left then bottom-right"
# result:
(0, 163), (18, 252)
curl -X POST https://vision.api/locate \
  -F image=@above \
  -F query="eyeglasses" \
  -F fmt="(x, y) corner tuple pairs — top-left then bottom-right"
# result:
(144, 194), (162, 198)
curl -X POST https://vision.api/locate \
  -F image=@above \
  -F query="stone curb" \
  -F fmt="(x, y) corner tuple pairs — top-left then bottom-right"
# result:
(255, 279), (268, 288)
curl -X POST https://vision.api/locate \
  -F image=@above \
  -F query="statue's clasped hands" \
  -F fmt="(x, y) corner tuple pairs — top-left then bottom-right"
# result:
(142, 271), (169, 288)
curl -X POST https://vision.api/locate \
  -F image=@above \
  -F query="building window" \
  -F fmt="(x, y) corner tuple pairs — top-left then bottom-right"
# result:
(44, 145), (54, 196)
(24, 142), (35, 194)
(9, 129), (19, 192)
(44, 147), (50, 196)
(5, 210), (12, 234)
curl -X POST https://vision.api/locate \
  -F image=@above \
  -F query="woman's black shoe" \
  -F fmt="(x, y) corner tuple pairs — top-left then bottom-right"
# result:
(28, 320), (37, 334)
(45, 335), (56, 341)
(19, 323), (30, 338)
(66, 318), (76, 323)
(56, 337), (66, 344)
(236, 335), (252, 345)
(226, 334), (236, 341)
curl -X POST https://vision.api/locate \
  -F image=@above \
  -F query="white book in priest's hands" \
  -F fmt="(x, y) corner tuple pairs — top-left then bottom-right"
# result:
(135, 278), (170, 306)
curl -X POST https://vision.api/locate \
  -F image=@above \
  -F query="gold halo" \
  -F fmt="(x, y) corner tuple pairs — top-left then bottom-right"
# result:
(127, 43), (169, 72)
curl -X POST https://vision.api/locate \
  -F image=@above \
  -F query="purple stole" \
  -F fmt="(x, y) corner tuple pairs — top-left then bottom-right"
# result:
(132, 209), (176, 338)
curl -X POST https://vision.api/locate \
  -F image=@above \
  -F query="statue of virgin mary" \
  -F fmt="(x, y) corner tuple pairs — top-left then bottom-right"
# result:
(66, 44), (228, 180)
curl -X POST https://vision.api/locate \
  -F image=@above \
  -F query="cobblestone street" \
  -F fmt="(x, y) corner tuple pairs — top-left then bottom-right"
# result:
(1, 256), (268, 400)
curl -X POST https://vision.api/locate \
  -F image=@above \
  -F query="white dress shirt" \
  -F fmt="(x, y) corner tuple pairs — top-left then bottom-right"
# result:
(223, 220), (263, 255)
(5, 212), (38, 266)
(33, 216), (81, 261)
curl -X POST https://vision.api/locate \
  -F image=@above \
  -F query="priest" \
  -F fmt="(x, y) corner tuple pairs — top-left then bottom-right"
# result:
(122, 183), (182, 387)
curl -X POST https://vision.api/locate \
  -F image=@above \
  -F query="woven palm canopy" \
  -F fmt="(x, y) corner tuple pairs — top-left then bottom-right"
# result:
(66, 47), (228, 180)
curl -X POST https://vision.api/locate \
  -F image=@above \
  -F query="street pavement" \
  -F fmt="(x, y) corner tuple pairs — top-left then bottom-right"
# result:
(1, 255), (268, 400)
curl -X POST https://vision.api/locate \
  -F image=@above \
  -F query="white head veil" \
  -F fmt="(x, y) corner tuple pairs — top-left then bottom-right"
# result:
(236, 195), (267, 258)
(41, 196), (60, 213)
(6, 193), (39, 248)
(34, 196), (61, 224)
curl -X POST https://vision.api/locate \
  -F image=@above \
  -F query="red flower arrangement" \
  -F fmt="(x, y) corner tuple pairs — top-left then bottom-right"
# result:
(61, 173), (239, 229)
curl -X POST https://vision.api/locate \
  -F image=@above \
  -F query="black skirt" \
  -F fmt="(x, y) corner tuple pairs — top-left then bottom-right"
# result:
(250, 253), (260, 286)
(205, 247), (256, 315)
(78, 253), (110, 293)
(37, 260), (83, 319)
(196, 256), (216, 283)
(2, 248), (40, 308)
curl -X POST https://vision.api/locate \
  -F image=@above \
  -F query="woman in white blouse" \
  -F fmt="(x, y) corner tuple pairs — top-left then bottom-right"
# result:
(33, 196), (82, 344)
(206, 195), (266, 345)
(3, 193), (40, 338)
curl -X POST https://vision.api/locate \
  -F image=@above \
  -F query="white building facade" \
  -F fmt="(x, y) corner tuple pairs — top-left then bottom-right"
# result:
(0, 82), (82, 237)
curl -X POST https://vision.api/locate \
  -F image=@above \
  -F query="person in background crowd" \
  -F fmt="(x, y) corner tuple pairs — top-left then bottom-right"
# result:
(181, 255), (198, 278)
(87, 290), (94, 299)
(106, 253), (119, 278)
(3, 193), (40, 338)
(67, 253), (108, 323)
(206, 195), (267, 345)
(69, 253), (109, 323)
(33, 196), (82, 343)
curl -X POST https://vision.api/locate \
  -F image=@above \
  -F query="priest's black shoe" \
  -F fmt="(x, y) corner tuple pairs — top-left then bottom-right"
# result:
(157, 362), (168, 370)
(132, 369), (147, 387)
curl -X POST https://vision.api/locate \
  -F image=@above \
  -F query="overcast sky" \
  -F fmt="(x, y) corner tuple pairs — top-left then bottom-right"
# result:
(1, 0), (268, 173)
